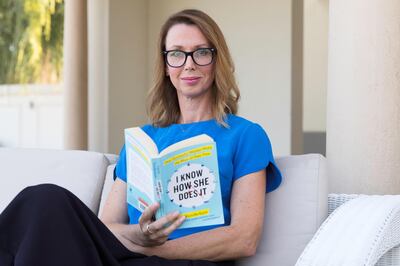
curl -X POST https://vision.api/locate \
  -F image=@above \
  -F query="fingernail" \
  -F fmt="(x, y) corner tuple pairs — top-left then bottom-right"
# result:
(173, 211), (180, 216)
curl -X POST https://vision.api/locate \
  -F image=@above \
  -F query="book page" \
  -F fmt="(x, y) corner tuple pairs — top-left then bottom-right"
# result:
(127, 147), (154, 202)
(125, 127), (159, 157)
(125, 127), (159, 208)
(159, 134), (213, 157)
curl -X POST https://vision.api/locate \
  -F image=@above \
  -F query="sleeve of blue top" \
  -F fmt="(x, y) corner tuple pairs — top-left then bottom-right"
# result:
(115, 144), (127, 182)
(232, 123), (282, 192)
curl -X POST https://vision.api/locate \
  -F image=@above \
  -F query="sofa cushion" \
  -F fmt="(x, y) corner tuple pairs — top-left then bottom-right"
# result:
(0, 148), (110, 214)
(98, 164), (117, 217)
(237, 154), (328, 266)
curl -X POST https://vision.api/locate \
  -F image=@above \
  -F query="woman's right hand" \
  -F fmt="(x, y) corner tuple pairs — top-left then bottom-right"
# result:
(136, 202), (186, 247)
(101, 179), (185, 248)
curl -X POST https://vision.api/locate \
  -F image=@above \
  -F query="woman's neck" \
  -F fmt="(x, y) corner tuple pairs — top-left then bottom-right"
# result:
(177, 95), (213, 124)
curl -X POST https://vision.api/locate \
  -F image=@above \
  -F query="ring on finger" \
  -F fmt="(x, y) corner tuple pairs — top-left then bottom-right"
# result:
(146, 224), (155, 234)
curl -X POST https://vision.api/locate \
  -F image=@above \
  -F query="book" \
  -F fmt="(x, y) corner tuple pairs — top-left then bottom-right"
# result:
(124, 127), (225, 229)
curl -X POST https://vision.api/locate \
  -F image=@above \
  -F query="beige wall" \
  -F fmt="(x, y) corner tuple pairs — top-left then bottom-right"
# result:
(102, 0), (298, 155)
(303, 0), (328, 132)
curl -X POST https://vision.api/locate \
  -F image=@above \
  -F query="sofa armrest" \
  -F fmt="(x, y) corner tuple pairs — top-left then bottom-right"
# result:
(328, 193), (360, 215)
(295, 195), (400, 266)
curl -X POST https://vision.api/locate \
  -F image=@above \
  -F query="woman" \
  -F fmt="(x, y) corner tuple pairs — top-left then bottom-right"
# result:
(0, 9), (281, 266)
(102, 8), (281, 261)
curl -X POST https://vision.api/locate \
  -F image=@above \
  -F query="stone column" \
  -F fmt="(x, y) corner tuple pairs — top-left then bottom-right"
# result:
(327, 0), (400, 194)
(88, 0), (109, 153)
(63, 0), (88, 150)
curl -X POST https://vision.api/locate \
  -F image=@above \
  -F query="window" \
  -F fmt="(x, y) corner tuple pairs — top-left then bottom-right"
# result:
(0, 0), (64, 149)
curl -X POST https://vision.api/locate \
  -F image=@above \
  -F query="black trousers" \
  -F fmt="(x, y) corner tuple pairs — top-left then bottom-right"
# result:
(0, 184), (235, 266)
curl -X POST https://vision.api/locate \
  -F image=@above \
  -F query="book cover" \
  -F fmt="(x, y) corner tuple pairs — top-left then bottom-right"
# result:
(124, 127), (224, 229)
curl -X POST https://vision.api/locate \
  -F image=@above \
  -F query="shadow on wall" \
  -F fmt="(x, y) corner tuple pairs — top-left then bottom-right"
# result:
(303, 131), (326, 156)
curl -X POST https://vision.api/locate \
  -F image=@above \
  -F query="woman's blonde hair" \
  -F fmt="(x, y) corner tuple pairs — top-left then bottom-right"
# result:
(147, 9), (240, 127)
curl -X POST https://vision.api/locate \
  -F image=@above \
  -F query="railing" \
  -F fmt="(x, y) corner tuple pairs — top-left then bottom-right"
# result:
(0, 84), (64, 149)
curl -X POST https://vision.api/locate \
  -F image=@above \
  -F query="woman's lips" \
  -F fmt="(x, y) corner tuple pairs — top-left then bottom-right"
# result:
(181, 77), (201, 85)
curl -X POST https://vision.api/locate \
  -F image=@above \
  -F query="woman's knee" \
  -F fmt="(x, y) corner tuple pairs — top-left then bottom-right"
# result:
(18, 184), (71, 206)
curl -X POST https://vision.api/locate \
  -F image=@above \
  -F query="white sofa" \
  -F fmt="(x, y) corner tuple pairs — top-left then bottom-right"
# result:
(1, 148), (399, 265)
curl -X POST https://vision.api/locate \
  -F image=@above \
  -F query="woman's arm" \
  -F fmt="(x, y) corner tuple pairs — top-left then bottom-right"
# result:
(100, 178), (133, 248)
(100, 179), (185, 248)
(135, 169), (267, 261)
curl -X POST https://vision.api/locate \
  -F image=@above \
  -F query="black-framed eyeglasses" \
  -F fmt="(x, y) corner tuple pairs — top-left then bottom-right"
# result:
(163, 48), (216, 68)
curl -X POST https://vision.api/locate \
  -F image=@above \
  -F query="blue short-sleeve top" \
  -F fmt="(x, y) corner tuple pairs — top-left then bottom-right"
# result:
(115, 114), (282, 239)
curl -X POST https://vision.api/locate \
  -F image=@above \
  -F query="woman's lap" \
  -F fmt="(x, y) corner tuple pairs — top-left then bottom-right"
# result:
(0, 184), (234, 266)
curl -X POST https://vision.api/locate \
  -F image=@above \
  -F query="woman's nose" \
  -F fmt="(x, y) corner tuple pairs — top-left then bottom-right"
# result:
(184, 54), (196, 70)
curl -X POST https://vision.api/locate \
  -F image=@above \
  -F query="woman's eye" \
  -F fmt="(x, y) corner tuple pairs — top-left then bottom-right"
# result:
(170, 51), (184, 57)
(197, 49), (210, 56)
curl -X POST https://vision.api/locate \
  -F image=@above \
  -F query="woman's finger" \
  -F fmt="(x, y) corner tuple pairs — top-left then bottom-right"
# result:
(160, 215), (186, 237)
(149, 210), (180, 231)
(138, 202), (159, 224)
(151, 214), (186, 239)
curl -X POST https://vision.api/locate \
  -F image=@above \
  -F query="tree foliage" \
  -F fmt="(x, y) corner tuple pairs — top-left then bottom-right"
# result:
(0, 0), (64, 84)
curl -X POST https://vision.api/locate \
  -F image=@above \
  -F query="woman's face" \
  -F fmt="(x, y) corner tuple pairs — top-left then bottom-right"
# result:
(164, 24), (215, 100)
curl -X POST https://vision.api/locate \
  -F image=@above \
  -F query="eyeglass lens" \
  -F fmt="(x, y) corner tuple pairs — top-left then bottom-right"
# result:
(166, 48), (214, 67)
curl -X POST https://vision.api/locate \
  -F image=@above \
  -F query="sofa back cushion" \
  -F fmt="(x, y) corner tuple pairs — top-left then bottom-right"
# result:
(237, 154), (328, 266)
(0, 148), (111, 214)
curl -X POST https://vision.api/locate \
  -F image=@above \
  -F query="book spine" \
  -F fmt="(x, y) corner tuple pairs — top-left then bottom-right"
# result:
(153, 158), (164, 219)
